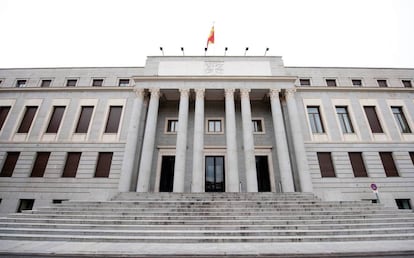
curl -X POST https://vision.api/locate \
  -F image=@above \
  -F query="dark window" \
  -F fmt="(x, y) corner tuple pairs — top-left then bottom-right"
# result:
(349, 152), (368, 177)
(118, 79), (130, 87)
(336, 106), (354, 133)
(16, 80), (27, 88)
(317, 152), (336, 177)
(17, 199), (34, 213)
(252, 119), (264, 133)
(46, 106), (65, 133)
(0, 106), (11, 130)
(363, 106), (383, 133)
(30, 152), (50, 177)
(92, 79), (103, 87)
(17, 106), (38, 133)
(410, 152), (414, 165)
(207, 120), (222, 133)
(377, 80), (388, 87)
(75, 106), (94, 133)
(62, 152), (81, 178)
(40, 80), (51, 88)
(105, 106), (122, 133)
(166, 119), (178, 133)
(66, 79), (77, 87)
(326, 79), (337, 87)
(53, 199), (68, 204)
(94, 152), (113, 177)
(0, 152), (20, 177)
(395, 199), (411, 209)
(391, 106), (411, 133)
(352, 79), (362, 87)
(299, 79), (311, 86)
(307, 106), (325, 133)
(379, 152), (399, 177)
(402, 80), (412, 88)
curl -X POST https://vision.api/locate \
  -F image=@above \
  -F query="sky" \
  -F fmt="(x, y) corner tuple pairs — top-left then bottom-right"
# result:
(0, 0), (413, 68)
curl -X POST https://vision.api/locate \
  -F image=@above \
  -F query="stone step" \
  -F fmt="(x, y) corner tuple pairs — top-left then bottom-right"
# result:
(0, 221), (413, 231)
(1, 233), (414, 243)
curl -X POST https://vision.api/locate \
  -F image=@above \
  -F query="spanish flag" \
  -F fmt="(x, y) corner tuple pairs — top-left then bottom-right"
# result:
(207, 26), (214, 47)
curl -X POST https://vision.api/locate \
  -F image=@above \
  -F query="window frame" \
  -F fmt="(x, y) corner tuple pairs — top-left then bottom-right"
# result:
(74, 106), (94, 134)
(15, 79), (27, 88)
(402, 80), (412, 88)
(326, 79), (337, 87)
(307, 106), (325, 133)
(65, 78), (78, 87)
(0, 106), (11, 131)
(252, 118), (265, 134)
(0, 152), (20, 177)
(40, 79), (52, 88)
(94, 152), (113, 178)
(299, 78), (311, 86)
(317, 152), (336, 177)
(348, 152), (368, 177)
(165, 118), (178, 134)
(118, 79), (130, 87)
(17, 106), (38, 134)
(379, 152), (399, 177)
(351, 79), (363, 87)
(104, 106), (123, 134)
(391, 106), (412, 133)
(62, 152), (81, 178)
(206, 118), (224, 134)
(30, 152), (51, 177)
(92, 78), (104, 87)
(335, 106), (354, 134)
(45, 106), (66, 134)
(377, 79), (388, 87)
(363, 106), (384, 134)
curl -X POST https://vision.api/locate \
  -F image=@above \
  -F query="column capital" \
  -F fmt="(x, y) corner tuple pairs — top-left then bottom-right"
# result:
(269, 89), (281, 100)
(194, 88), (205, 99)
(285, 88), (296, 99)
(150, 88), (160, 97)
(240, 88), (251, 98)
(224, 88), (235, 98)
(133, 88), (145, 98)
(179, 88), (190, 97)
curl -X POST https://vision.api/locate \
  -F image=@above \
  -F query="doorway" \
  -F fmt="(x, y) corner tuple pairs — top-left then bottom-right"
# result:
(255, 155), (271, 192)
(159, 156), (175, 192)
(205, 156), (225, 192)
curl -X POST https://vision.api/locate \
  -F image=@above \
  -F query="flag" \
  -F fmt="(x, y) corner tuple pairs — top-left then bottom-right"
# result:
(207, 26), (214, 47)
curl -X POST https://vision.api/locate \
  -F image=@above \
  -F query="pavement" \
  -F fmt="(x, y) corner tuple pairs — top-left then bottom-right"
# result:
(1, 240), (414, 257)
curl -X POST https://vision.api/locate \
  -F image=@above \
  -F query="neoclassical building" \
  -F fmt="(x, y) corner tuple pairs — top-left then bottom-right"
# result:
(0, 56), (413, 213)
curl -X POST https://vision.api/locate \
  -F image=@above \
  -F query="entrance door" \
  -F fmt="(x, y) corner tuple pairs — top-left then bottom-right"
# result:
(159, 156), (175, 192)
(205, 156), (225, 192)
(255, 156), (271, 192)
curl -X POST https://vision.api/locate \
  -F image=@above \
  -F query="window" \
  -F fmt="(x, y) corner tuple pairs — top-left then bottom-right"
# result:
(410, 152), (414, 165)
(391, 107), (411, 133)
(75, 106), (94, 133)
(336, 106), (354, 133)
(62, 152), (81, 178)
(166, 119), (178, 133)
(16, 80), (27, 88)
(0, 106), (11, 131)
(402, 80), (412, 88)
(352, 79), (362, 87)
(326, 79), (337, 87)
(363, 106), (383, 133)
(105, 106), (122, 133)
(66, 79), (77, 87)
(17, 199), (34, 213)
(252, 119), (264, 133)
(317, 152), (336, 177)
(30, 152), (51, 177)
(0, 152), (20, 177)
(395, 199), (412, 209)
(307, 106), (325, 133)
(348, 152), (368, 177)
(45, 106), (65, 133)
(377, 79), (388, 87)
(40, 80), (51, 88)
(17, 106), (38, 133)
(53, 199), (68, 204)
(118, 79), (130, 87)
(92, 79), (103, 87)
(299, 79), (311, 86)
(94, 152), (113, 177)
(207, 119), (222, 133)
(379, 152), (399, 177)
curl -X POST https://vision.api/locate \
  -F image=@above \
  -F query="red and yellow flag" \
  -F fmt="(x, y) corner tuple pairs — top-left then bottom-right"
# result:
(207, 26), (214, 47)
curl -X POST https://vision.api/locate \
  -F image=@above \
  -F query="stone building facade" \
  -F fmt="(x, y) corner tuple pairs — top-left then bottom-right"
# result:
(0, 56), (413, 214)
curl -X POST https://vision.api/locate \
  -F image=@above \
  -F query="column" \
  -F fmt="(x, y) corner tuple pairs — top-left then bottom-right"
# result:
(118, 88), (145, 192)
(269, 89), (295, 192)
(225, 89), (240, 192)
(285, 88), (313, 192)
(240, 88), (258, 192)
(191, 88), (205, 192)
(173, 88), (190, 192)
(136, 88), (160, 192)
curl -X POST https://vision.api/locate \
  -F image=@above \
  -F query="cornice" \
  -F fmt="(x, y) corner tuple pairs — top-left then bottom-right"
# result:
(0, 86), (134, 93)
(133, 76), (297, 82)
(296, 86), (414, 93)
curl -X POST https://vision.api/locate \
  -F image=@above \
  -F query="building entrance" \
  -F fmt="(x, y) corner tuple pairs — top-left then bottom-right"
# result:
(205, 156), (225, 192)
(255, 156), (271, 192)
(159, 156), (175, 192)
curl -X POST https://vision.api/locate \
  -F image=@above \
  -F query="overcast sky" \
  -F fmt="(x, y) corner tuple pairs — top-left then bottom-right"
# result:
(0, 0), (413, 68)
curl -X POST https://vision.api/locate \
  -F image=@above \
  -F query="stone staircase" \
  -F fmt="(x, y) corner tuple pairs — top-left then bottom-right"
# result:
(0, 192), (414, 243)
